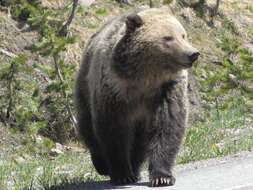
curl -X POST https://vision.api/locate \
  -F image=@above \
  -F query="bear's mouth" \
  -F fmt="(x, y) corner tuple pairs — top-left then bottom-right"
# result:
(179, 62), (195, 68)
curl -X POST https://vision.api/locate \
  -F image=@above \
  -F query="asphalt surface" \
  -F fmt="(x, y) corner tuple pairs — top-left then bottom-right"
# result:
(50, 151), (253, 190)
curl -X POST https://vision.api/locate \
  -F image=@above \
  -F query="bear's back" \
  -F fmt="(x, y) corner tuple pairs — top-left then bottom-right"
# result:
(84, 16), (126, 67)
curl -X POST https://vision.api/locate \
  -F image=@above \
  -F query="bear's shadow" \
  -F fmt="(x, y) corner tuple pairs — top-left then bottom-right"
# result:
(47, 180), (149, 190)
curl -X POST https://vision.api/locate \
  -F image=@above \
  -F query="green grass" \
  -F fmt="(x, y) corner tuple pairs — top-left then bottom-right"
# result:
(178, 106), (253, 164)
(1, 105), (252, 190)
(0, 150), (106, 190)
(0, 129), (106, 190)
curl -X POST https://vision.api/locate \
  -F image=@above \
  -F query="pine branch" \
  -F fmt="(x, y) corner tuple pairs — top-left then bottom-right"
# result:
(6, 63), (15, 119)
(59, 0), (79, 36)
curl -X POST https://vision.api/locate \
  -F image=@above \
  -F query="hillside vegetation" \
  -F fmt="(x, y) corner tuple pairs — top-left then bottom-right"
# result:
(0, 0), (252, 189)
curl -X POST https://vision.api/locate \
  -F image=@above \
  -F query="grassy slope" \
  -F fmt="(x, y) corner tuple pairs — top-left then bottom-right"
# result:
(0, 0), (253, 189)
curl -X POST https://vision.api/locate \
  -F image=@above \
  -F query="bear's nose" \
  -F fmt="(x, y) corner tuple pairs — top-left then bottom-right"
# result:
(189, 52), (200, 63)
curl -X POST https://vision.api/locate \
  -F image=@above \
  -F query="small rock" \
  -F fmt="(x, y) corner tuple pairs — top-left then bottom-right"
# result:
(180, 0), (200, 6)
(14, 156), (26, 164)
(55, 142), (63, 151)
(6, 180), (15, 190)
(241, 43), (253, 54)
(216, 141), (225, 150)
(70, 146), (85, 153)
(50, 148), (64, 156)
(50, 143), (64, 156)
(200, 73), (207, 79)
(35, 166), (43, 176)
(79, 0), (95, 7)
(22, 154), (31, 160)
(84, 172), (91, 179)
(36, 136), (43, 143)
(64, 145), (71, 151)
(222, 128), (242, 138)
(228, 74), (236, 80)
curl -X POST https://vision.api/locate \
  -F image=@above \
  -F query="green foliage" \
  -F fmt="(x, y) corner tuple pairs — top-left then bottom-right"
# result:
(11, 0), (42, 21)
(197, 24), (253, 114)
(0, 54), (45, 133)
(190, 17), (253, 164)
(247, 4), (253, 13)
(0, 0), (77, 143)
(163, 0), (173, 5)
(217, 35), (240, 53)
(188, 0), (206, 18)
(95, 7), (108, 16)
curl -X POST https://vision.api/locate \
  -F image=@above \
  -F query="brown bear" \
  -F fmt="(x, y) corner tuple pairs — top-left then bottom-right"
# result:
(75, 8), (199, 187)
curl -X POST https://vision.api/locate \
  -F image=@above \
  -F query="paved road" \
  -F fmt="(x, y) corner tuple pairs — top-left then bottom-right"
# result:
(50, 151), (253, 190)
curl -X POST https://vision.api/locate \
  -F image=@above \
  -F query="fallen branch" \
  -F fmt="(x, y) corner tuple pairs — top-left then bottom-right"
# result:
(0, 48), (17, 58)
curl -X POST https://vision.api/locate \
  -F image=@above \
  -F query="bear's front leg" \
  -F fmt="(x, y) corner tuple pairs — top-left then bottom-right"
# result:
(148, 88), (187, 187)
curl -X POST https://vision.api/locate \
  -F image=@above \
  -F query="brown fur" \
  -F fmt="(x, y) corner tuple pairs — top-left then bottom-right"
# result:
(75, 8), (199, 187)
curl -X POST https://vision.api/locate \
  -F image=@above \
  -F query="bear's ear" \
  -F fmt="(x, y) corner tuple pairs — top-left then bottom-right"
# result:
(126, 13), (143, 33)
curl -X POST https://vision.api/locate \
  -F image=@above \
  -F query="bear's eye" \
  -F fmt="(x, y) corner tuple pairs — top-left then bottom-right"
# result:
(163, 36), (174, 42)
(182, 34), (186, 39)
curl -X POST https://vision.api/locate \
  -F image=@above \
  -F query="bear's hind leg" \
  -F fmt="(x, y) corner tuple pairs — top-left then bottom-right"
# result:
(96, 119), (138, 185)
(90, 146), (109, 176)
(76, 97), (109, 176)
(77, 114), (109, 176)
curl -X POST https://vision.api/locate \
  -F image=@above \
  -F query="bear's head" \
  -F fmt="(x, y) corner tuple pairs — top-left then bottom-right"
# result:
(113, 8), (199, 78)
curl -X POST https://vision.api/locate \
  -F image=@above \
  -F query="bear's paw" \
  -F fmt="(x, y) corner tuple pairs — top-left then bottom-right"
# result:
(150, 175), (176, 187)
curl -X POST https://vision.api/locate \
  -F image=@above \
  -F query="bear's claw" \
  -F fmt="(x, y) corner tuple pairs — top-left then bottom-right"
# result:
(150, 176), (176, 187)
